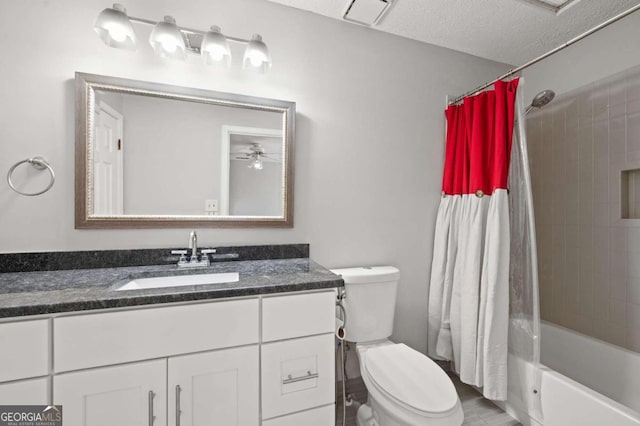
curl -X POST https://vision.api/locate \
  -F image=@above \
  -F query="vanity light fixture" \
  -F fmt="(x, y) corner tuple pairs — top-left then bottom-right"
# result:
(243, 34), (272, 73)
(201, 26), (232, 67)
(149, 16), (187, 60)
(94, 4), (272, 72)
(93, 3), (137, 50)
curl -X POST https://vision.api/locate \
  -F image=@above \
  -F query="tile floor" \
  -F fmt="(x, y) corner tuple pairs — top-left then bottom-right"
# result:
(336, 373), (521, 426)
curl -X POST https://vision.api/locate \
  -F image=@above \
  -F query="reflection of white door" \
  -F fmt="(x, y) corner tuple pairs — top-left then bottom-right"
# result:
(220, 126), (283, 216)
(94, 101), (124, 215)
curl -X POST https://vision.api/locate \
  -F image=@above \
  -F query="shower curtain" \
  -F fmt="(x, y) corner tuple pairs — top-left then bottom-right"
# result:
(507, 84), (543, 420)
(428, 79), (519, 401)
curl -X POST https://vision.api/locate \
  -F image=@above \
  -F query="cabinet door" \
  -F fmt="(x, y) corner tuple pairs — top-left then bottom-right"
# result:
(168, 345), (259, 426)
(0, 377), (49, 404)
(0, 320), (49, 382)
(54, 359), (166, 426)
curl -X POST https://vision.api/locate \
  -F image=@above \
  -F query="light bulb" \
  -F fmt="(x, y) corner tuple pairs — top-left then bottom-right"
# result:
(201, 25), (231, 67)
(243, 34), (271, 73)
(106, 24), (128, 42)
(149, 16), (186, 60)
(205, 46), (226, 61)
(249, 54), (263, 67)
(160, 37), (178, 53)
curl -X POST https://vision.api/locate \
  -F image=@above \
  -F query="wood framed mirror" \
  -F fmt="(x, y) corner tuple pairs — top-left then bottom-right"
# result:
(75, 72), (295, 229)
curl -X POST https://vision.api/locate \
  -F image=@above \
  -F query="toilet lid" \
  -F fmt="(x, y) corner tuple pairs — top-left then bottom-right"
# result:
(364, 343), (458, 414)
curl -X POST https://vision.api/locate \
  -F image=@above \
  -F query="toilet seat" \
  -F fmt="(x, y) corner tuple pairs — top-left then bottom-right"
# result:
(362, 343), (460, 417)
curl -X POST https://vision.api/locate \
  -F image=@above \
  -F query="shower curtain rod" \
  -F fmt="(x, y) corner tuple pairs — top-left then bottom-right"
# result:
(449, 3), (640, 105)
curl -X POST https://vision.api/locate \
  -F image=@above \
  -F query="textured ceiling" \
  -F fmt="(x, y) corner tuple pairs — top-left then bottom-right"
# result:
(264, 0), (639, 65)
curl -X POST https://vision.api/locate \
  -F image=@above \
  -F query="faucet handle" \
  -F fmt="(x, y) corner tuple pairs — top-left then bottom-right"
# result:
(200, 249), (216, 261)
(170, 250), (188, 263)
(199, 249), (216, 266)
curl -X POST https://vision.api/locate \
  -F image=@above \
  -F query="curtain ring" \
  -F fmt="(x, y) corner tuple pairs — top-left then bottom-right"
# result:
(7, 157), (56, 196)
(475, 190), (484, 198)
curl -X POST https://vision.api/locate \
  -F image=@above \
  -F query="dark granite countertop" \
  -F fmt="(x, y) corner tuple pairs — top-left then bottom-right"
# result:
(0, 258), (344, 318)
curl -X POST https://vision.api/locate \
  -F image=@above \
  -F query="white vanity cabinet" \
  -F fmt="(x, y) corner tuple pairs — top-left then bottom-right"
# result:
(0, 288), (337, 426)
(52, 298), (261, 426)
(54, 346), (261, 426)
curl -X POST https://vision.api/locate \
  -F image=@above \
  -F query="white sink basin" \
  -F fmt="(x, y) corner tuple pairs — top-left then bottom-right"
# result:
(116, 272), (240, 291)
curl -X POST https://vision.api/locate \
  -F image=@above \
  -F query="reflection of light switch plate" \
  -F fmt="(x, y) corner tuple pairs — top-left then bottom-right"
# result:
(205, 199), (218, 213)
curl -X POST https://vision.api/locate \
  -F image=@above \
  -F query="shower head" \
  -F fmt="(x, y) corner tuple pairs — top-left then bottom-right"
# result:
(525, 90), (556, 114)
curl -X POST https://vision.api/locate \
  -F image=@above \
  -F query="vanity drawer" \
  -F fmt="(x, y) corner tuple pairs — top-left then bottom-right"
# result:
(0, 319), (49, 382)
(261, 404), (334, 426)
(53, 298), (259, 372)
(262, 291), (335, 342)
(261, 333), (335, 419)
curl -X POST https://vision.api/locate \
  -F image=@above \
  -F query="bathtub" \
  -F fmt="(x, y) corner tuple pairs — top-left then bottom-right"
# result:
(495, 321), (640, 426)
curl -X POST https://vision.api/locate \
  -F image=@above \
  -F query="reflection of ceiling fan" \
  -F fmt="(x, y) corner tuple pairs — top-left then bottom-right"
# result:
(231, 144), (280, 170)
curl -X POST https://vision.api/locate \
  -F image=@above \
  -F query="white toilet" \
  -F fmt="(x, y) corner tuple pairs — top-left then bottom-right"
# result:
(332, 266), (464, 426)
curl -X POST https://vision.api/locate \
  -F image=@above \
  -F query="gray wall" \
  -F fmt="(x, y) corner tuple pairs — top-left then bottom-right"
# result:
(0, 0), (510, 353)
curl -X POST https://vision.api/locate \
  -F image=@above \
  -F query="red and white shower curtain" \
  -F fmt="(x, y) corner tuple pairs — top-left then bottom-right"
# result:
(428, 79), (519, 401)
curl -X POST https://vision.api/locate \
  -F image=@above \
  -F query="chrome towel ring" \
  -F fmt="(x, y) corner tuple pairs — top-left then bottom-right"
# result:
(7, 157), (55, 196)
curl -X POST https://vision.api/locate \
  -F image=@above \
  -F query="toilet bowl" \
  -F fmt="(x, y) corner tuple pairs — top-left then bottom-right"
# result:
(355, 341), (463, 426)
(331, 266), (463, 426)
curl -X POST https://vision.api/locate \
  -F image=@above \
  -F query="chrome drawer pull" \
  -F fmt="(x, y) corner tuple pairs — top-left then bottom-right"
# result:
(282, 371), (319, 385)
(176, 385), (182, 426)
(148, 390), (156, 426)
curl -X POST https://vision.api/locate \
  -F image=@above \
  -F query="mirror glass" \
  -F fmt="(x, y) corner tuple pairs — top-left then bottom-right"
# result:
(76, 73), (295, 228)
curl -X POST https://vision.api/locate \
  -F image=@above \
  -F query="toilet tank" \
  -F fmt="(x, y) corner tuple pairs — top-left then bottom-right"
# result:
(331, 266), (400, 343)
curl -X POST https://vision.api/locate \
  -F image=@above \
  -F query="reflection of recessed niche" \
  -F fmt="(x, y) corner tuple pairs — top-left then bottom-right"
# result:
(621, 169), (640, 219)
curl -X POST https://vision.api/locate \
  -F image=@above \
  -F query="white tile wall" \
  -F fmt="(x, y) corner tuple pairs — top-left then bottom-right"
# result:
(528, 65), (640, 352)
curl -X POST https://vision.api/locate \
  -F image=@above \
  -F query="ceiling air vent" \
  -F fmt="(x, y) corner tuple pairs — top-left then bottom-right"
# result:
(343, 0), (393, 26)
(518, 0), (582, 14)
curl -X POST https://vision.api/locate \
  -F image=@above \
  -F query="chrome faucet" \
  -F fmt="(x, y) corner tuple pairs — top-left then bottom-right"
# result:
(189, 230), (198, 261)
(170, 230), (216, 268)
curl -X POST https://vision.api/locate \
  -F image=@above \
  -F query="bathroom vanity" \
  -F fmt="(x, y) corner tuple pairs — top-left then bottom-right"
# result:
(0, 245), (342, 426)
